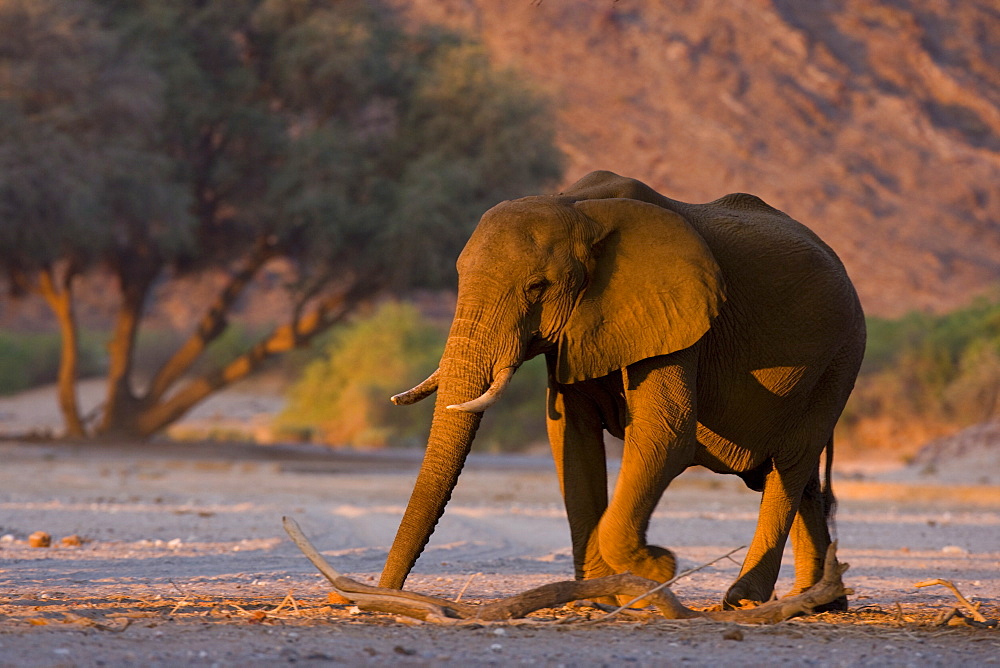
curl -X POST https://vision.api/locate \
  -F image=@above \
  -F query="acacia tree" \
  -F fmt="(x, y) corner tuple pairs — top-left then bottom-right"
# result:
(0, 0), (564, 439)
(0, 0), (191, 436)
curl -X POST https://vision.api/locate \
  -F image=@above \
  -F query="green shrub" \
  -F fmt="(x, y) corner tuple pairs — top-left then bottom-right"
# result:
(841, 294), (1000, 452)
(278, 302), (445, 448)
(278, 301), (549, 451)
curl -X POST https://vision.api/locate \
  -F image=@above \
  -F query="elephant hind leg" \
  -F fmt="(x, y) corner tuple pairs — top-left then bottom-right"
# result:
(787, 439), (847, 611)
(723, 455), (814, 609)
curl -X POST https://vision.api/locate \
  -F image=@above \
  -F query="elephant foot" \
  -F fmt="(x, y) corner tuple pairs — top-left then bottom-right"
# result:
(783, 590), (849, 613)
(604, 543), (676, 583)
(622, 545), (676, 608)
(811, 595), (849, 612)
(638, 544), (677, 583)
(722, 580), (772, 611)
(599, 544), (677, 607)
(577, 560), (619, 607)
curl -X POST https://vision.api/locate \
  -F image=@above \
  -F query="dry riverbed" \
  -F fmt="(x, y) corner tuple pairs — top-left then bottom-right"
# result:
(0, 435), (997, 666)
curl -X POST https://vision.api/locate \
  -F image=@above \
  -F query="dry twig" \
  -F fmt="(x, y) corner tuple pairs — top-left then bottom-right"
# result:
(456, 572), (480, 603)
(270, 591), (300, 616)
(915, 578), (997, 627)
(282, 516), (851, 624)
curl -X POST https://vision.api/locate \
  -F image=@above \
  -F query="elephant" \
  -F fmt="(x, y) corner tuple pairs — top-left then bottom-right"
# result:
(379, 170), (865, 609)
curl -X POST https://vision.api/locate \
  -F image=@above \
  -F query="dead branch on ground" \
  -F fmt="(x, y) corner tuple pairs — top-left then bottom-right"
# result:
(915, 578), (998, 628)
(282, 517), (851, 624)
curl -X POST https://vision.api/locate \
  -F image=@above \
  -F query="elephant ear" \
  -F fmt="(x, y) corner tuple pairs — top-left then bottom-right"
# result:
(556, 198), (725, 384)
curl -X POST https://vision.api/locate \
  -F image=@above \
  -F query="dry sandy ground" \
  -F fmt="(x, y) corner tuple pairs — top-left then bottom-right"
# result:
(0, 386), (998, 666)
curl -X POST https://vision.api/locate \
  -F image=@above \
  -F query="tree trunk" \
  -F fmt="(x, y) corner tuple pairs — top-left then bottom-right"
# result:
(36, 266), (85, 438)
(131, 286), (363, 438)
(97, 266), (158, 437)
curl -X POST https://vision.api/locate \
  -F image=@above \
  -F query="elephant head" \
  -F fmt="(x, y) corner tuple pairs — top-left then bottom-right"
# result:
(378, 195), (725, 589)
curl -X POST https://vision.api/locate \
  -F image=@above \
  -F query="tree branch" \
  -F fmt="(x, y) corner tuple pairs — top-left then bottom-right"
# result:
(915, 578), (996, 626)
(282, 517), (852, 625)
(146, 238), (280, 404)
(133, 283), (368, 437)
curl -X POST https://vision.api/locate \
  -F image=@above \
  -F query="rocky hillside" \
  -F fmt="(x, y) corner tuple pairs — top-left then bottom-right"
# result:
(390, 0), (1000, 316)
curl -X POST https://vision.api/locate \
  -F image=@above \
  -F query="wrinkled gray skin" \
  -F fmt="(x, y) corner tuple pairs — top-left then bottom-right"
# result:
(380, 171), (865, 609)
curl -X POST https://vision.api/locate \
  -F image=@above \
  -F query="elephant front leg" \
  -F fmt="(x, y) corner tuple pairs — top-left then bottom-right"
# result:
(546, 383), (613, 581)
(597, 353), (699, 585)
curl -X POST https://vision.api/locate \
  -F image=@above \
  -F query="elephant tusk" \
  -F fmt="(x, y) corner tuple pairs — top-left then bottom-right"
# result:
(447, 366), (516, 413)
(390, 369), (440, 405)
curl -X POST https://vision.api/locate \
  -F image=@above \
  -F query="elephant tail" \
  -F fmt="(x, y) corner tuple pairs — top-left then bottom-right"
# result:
(823, 435), (838, 540)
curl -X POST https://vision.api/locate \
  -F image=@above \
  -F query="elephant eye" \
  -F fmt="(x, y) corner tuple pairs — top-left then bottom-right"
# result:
(525, 277), (549, 296)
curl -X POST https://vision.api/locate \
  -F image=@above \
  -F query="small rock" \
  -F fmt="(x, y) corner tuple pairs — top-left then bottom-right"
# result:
(942, 545), (967, 555)
(28, 532), (51, 548)
(328, 592), (351, 605)
(490, 643), (503, 653)
(393, 646), (416, 656)
(60, 534), (83, 547)
(722, 628), (744, 641)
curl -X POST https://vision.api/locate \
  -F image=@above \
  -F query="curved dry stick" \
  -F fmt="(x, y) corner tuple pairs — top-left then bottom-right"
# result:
(283, 517), (851, 624)
(282, 517), (476, 620)
(700, 544), (852, 624)
(471, 573), (701, 621)
(915, 578), (993, 625)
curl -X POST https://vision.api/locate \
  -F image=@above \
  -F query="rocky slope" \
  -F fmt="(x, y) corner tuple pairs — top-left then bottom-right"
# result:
(389, 0), (1000, 316)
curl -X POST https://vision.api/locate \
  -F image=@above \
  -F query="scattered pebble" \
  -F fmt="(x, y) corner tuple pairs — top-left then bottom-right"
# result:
(60, 534), (83, 547)
(28, 531), (51, 548)
(942, 545), (967, 555)
(722, 628), (744, 641)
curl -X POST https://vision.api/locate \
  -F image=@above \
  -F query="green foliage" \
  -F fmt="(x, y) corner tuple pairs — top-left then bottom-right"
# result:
(279, 302), (549, 451)
(277, 302), (444, 447)
(0, 0), (564, 437)
(843, 296), (1000, 446)
(0, 0), (564, 295)
(0, 331), (105, 395)
(0, 0), (193, 273)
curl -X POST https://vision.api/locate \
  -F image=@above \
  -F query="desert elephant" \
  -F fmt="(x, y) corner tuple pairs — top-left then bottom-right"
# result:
(380, 170), (865, 609)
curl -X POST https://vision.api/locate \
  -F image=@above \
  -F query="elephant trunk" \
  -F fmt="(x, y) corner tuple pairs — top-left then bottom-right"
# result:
(379, 317), (507, 589)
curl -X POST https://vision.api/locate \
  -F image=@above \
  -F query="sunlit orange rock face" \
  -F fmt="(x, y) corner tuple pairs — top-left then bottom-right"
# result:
(389, 0), (1000, 317)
